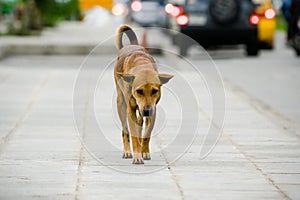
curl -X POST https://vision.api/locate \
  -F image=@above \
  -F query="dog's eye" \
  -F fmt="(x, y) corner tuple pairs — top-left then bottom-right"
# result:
(151, 89), (158, 95)
(136, 89), (144, 95)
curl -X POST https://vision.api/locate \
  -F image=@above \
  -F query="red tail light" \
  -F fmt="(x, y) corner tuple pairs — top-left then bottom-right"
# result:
(264, 8), (276, 19)
(170, 6), (183, 17)
(131, 1), (142, 12)
(177, 14), (189, 26)
(250, 14), (260, 25)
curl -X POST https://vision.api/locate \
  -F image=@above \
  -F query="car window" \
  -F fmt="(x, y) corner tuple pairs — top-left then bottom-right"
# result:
(185, 0), (206, 11)
(140, 0), (165, 6)
(186, 0), (204, 5)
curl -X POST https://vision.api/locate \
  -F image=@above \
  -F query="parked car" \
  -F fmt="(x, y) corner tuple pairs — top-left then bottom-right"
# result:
(290, 0), (300, 56)
(291, 25), (300, 56)
(128, 0), (169, 28)
(167, 0), (260, 56)
(253, 0), (276, 49)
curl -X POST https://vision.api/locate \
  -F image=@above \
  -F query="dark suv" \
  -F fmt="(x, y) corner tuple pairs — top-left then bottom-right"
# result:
(169, 0), (260, 56)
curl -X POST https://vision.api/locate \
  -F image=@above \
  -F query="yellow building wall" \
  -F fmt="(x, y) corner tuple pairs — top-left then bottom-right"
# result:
(80, 0), (113, 10)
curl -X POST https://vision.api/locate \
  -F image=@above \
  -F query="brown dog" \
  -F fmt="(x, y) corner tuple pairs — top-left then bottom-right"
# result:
(114, 25), (173, 164)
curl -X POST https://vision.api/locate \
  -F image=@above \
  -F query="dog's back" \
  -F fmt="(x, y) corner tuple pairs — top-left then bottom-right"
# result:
(114, 25), (156, 74)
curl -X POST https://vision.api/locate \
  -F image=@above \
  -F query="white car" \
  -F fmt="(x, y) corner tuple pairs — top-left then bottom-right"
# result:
(129, 0), (169, 28)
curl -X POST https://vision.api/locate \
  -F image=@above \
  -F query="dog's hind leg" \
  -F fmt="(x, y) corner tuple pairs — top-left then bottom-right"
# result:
(117, 91), (132, 159)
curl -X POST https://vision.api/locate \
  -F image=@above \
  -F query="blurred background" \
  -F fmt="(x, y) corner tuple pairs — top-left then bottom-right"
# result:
(0, 0), (299, 121)
(0, 0), (299, 120)
(0, 0), (298, 55)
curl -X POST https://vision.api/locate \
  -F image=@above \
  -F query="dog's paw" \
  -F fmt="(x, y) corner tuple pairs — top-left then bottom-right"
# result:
(142, 152), (151, 160)
(132, 158), (144, 164)
(132, 153), (144, 164)
(122, 152), (133, 159)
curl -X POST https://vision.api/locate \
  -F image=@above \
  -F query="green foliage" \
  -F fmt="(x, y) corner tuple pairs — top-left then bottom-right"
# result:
(34, 0), (79, 26)
(2, 0), (42, 36)
(0, 0), (79, 36)
(1, 0), (17, 14)
(276, 14), (288, 32)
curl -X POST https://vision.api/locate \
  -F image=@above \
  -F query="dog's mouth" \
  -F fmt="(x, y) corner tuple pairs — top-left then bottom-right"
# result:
(143, 106), (153, 117)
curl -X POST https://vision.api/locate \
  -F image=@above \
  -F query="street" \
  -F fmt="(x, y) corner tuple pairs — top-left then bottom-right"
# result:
(0, 23), (300, 200)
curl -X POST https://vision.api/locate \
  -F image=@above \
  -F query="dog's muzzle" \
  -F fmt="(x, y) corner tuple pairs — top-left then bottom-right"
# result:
(143, 106), (153, 117)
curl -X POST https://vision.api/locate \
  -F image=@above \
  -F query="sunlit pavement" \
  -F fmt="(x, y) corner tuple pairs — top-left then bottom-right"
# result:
(0, 21), (300, 200)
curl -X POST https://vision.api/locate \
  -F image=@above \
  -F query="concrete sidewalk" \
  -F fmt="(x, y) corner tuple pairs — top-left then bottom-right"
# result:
(0, 53), (299, 199)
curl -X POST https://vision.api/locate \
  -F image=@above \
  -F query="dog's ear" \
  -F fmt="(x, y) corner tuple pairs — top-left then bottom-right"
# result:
(117, 72), (135, 83)
(158, 74), (174, 84)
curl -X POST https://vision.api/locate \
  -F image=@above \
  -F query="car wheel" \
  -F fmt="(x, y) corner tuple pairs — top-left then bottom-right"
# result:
(209, 0), (240, 25)
(292, 33), (300, 56)
(265, 44), (274, 50)
(259, 42), (274, 50)
(246, 44), (259, 56)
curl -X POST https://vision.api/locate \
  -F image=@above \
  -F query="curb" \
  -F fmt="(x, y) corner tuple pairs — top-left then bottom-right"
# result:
(0, 43), (118, 59)
(0, 46), (8, 60)
(0, 44), (163, 60)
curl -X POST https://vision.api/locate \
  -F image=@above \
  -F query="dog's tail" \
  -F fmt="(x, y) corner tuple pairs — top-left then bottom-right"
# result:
(116, 24), (138, 49)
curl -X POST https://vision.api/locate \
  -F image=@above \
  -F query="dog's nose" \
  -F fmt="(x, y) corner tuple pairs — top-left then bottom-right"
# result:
(143, 106), (153, 117)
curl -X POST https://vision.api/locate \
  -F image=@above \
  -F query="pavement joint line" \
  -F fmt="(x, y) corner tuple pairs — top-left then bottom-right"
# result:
(225, 134), (292, 200)
(223, 79), (300, 139)
(74, 146), (84, 200)
(155, 139), (185, 200)
(0, 70), (53, 155)
(168, 166), (185, 200)
(74, 74), (94, 199)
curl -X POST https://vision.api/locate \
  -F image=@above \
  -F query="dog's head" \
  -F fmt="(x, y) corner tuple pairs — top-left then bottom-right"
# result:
(118, 70), (173, 117)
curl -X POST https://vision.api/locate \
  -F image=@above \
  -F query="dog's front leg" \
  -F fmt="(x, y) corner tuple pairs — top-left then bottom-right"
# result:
(128, 107), (144, 164)
(116, 91), (132, 159)
(142, 112), (156, 160)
